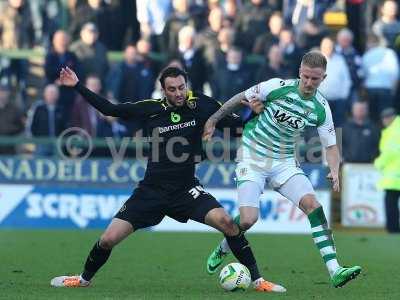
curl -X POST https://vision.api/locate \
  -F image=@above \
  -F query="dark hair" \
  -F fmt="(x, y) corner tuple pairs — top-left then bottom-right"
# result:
(159, 67), (188, 88)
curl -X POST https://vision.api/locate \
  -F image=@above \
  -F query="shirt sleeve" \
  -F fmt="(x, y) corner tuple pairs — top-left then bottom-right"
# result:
(244, 78), (285, 102)
(317, 101), (337, 147)
(74, 81), (161, 119)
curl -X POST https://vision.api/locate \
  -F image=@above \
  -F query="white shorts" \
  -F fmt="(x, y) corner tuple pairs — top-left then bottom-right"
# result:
(235, 159), (304, 190)
(235, 148), (315, 207)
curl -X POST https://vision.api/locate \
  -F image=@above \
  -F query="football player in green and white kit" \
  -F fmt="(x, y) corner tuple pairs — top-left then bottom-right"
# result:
(203, 51), (361, 288)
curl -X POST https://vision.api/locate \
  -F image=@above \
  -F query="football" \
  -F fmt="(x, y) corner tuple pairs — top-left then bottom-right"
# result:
(219, 263), (251, 291)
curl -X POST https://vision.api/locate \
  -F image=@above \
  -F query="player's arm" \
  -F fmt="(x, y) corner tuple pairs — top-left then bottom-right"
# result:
(203, 78), (283, 141)
(317, 100), (340, 192)
(199, 93), (265, 137)
(199, 93), (244, 136)
(216, 101), (264, 136)
(59, 67), (149, 119)
(202, 92), (247, 140)
(213, 108), (243, 136)
(325, 145), (341, 192)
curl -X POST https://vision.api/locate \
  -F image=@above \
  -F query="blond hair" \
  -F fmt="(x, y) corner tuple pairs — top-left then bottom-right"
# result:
(301, 51), (327, 70)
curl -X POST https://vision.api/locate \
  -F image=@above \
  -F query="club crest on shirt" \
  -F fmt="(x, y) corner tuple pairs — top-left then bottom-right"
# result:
(186, 99), (196, 109)
(186, 90), (197, 109)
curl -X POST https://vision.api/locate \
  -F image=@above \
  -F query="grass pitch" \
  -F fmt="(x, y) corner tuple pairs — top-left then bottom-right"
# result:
(1, 230), (399, 300)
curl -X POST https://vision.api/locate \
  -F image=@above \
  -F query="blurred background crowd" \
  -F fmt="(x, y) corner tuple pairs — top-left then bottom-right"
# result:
(0, 0), (399, 163)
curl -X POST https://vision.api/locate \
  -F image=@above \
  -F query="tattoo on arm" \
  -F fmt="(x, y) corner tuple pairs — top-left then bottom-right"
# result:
(326, 145), (340, 172)
(209, 92), (245, 123)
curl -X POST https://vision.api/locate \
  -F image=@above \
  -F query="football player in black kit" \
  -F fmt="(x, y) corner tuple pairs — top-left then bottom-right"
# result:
(50, 66), (286, 293)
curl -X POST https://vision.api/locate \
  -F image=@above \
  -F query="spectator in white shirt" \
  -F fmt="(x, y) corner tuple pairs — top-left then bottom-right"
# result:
(318, 36), (352, 127)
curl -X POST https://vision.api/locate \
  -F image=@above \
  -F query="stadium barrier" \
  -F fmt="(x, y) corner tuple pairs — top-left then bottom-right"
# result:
(0, 157), (331, 233)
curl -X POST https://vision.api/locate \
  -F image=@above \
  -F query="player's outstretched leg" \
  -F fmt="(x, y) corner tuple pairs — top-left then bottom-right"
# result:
(207, 180), (262, 274)
(206, 216), (239, 274)
(278, 175), (362, 288)
(50, 218), (133, 287)
(206, 208), (286, 293)
(51, 238), (111, 287)
(306, 202), (362, 288)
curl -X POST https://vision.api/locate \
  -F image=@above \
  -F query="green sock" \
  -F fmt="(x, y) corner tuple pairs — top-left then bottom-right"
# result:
(308, 207), (340, 277)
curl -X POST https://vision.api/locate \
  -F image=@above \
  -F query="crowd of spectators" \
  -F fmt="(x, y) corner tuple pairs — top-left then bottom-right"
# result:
(0, 0), (399, 163)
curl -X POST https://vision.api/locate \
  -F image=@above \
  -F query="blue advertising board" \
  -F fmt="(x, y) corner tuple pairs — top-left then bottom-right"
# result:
(0, 157), (329, 189)
(0, 184), (330, 232)
(0, 185), (129, 228)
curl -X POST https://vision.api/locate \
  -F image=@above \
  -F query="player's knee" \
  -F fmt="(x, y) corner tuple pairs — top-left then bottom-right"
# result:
(99, 231), (120, 249)
(299, 194), (321, 215)
(240, 215), (258, 231)
(218, 215), (237, 236)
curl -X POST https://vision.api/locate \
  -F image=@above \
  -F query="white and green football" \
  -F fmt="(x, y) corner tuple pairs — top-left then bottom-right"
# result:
(219, 263), (251, 291)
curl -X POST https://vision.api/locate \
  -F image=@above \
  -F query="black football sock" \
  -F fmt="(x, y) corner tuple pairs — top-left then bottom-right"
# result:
(225, 233), (261, 281)
(81, 240), (112, 281)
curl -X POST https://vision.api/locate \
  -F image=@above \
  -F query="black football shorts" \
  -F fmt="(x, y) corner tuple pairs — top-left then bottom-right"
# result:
(114, 179), (222, 230)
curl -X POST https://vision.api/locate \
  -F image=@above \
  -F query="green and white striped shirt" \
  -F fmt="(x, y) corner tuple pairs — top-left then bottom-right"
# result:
(242, 78), (336, 159)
